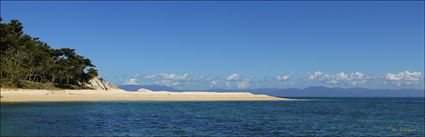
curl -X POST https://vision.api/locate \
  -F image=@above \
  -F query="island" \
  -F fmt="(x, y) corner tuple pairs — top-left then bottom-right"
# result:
(0, 19), (285, 102)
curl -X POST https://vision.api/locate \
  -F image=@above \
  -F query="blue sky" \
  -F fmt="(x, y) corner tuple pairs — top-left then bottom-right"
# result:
(1, 1), (424, 89)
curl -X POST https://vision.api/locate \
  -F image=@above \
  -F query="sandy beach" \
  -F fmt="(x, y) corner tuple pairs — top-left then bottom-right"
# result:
(0, 89), (287, 102)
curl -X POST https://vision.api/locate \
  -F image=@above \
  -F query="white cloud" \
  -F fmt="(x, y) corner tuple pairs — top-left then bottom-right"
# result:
(225, 73), (252, 89)
(327, 79), (338, 84)
(386, 71), (422, 86)
(144, 73), (190, 87)
(335, 72), (349, 81)
(144, 73), (189, 81)
(276, 73), (292, 81)
(125, 78), (139, 85)
(123, 71), (423, 89)
(386, 71), (421, 81)
(160, 73), (189, 80)
(227, 73), (240, 81)
(308, 71), (327, 80)
(210, 80), (219, 85)
(210, 80), (219, 87)
(350, 72), (365, 79)
(124, 73), (140, 85)
(349, 72), (367, 85)
(307, 71), (368, 85)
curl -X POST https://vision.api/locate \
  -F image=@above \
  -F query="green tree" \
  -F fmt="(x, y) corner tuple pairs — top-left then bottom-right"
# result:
(0, 18), (99, 89)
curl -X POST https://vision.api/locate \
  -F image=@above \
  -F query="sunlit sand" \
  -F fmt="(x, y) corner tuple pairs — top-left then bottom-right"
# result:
(0, 89), (287, 102)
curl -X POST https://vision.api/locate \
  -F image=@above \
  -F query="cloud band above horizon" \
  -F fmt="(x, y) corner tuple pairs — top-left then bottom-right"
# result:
(108, 71), (424, 90)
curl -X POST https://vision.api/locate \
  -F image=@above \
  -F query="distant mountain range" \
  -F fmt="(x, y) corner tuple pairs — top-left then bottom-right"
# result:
(118, 85), (424, 97)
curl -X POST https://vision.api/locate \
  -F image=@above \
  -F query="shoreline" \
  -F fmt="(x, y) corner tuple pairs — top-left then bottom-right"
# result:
(0, 89), (289, 102)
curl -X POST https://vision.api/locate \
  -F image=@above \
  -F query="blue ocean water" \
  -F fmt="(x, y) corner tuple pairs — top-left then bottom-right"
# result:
(1, 98), (424, 136)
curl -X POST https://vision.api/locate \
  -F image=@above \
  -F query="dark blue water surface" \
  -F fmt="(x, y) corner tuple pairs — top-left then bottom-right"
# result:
(1, 98), (424, 136)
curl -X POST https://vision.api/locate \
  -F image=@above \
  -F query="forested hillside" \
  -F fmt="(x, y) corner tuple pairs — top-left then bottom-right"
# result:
(0, 18), (99, 89)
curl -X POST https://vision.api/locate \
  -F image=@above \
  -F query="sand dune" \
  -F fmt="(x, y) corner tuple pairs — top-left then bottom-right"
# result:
(0, 89), (287, 102)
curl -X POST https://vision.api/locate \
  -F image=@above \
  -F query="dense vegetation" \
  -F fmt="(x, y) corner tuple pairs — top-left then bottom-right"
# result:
(0, 18), (98, 89)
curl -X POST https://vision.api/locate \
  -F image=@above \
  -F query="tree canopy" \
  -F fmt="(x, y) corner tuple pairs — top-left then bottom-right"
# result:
(0, 18), (98, 89)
